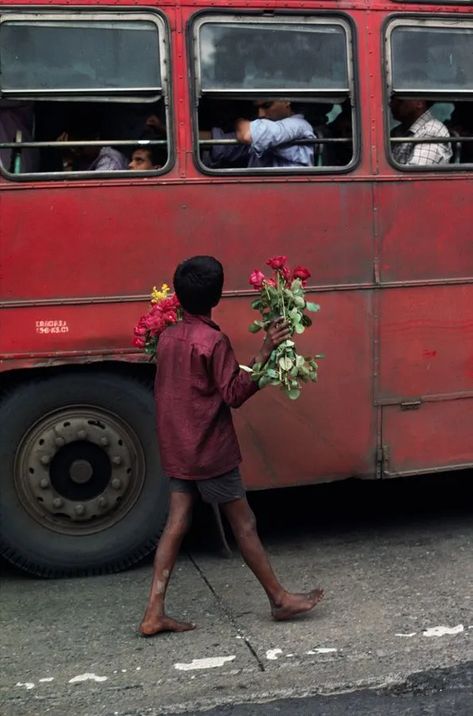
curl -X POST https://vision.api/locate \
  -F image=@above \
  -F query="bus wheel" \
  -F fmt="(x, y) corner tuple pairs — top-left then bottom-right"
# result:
(0, 372), (168, 577)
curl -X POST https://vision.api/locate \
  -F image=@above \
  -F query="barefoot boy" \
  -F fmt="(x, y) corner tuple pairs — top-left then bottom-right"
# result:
(140, 256), (323, 636)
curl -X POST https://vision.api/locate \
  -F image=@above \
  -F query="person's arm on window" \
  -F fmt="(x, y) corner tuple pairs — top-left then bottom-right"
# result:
(236, 117), (315, 157)
(206, 127), (250, 168)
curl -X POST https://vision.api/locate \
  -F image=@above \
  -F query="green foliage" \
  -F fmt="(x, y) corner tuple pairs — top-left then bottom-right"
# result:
(248, 273), (322, 400)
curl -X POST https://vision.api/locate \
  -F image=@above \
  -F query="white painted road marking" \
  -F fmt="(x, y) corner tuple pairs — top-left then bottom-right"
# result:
(423, 625), (464, 637)
(174, 656), (236, 671)
(69, 673), (108, 684)
(266, 648), (283, 660)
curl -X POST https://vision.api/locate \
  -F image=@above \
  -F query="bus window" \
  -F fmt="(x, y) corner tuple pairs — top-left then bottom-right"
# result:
(192, 15), (357, 173)
(386, 19), (473, 169)
(0, 13), (171, 179)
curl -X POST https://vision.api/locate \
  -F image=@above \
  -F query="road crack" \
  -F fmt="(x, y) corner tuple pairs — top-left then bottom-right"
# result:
(186, 551), (265, 672)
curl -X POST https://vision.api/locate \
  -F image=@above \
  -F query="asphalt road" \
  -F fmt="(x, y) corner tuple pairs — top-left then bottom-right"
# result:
(1, 472), (473, 715)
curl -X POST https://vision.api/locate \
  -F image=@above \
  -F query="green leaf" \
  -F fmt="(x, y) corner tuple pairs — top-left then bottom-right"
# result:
(239, 364), (253, 373)
(294, 323), (305, 334)
(251, 299), (261, 309)
(278, 356), (294, 371)
(306, 302), (320, 312)
(249, 321), (263, 333)
(258, 375), (272, 389)
(294, 295), (305, 308)
(301, 314), (312, 327)
(287, 388), (301, 400)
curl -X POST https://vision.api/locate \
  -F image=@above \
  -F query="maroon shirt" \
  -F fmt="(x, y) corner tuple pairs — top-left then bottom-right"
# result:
(154, 312), (258, 479)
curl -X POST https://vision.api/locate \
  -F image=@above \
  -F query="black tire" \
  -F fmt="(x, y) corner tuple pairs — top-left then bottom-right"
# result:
(0, 372), (168, 577)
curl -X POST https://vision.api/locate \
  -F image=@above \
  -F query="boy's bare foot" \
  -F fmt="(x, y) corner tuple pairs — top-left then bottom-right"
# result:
(271, 588), (324, 621)
(139, 615), (196, 637)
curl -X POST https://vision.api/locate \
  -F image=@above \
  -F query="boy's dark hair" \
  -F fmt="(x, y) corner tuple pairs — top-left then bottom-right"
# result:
(173, 256), (224, 315)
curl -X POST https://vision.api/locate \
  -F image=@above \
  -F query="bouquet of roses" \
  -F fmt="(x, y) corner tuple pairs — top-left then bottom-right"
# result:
(132, 283), (181, 357)
(246, 256), (321, 400)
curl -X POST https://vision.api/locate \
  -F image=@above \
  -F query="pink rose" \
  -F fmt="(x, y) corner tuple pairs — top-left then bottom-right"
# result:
(249, 269), (266, 290)
(266, 255), (288, 270)
(132, 335), (146, 348)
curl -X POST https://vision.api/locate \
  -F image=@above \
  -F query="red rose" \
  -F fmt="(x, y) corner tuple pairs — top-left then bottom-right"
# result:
(292, 265), (311, 285)
(160, 295), (180, 311)
(249, 269), (265, 290)
(266, 255), (288, 270)
(280, 265), (291, 285)
(265, 278), (276, 287)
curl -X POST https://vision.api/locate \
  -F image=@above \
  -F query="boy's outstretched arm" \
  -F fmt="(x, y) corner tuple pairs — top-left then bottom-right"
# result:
(212, 320), (291, 408)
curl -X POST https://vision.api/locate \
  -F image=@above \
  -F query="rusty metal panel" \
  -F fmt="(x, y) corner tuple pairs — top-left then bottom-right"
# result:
(376, 179), (473, 283)
(0, 180), (374, 306)
(382, 400), (473, 476)
(378, 285), (473, 402)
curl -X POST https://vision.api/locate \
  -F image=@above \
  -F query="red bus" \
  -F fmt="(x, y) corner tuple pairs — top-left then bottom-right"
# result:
(1, 0), (473, 576)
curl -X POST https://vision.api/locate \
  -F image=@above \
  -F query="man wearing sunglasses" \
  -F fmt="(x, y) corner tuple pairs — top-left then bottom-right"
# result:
(235, 99), (315, 168)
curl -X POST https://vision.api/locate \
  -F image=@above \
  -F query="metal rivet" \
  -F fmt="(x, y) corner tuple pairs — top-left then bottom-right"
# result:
(39, 478), (50, 489)
(112, 456), (121, 465)
(74, 504), (85, 516)
(40, 455), (51, 465)
(77, 430), (87, 440)
(98, 496), (107, 507)
(111, 478), (121, 490)
(52, 497), (63, 508)
(55, 436), (65, 447)
(100, 437), (109, 446)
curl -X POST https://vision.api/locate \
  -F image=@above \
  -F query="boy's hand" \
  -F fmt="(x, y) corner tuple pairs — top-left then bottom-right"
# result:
(254, 319), (292, 366)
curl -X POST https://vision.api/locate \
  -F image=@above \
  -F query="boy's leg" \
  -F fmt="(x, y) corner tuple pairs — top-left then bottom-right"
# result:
(140, 490), (195, 636)
(221, 497), (324, 620)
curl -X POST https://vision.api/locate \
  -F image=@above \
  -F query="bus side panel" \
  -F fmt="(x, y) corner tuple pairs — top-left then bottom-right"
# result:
(0, 180), (373, 305)
(376, 178), (473, 283)
(378, 284), (473, 474)
(378, 285), (473, 400)
(219, 290), (376, 488)
(382, 400), (473, 476)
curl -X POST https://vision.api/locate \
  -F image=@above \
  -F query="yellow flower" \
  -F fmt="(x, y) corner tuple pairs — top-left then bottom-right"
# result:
(151, 283), (170, 303)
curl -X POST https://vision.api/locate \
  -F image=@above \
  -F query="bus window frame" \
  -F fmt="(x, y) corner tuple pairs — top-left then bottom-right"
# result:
(0, 10), (174, 182)
(384, 14), (473, 173)
(189, 10), (360, 177)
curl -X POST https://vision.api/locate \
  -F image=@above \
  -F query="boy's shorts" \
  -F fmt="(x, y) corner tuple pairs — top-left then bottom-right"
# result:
(168, 467), (245, 504)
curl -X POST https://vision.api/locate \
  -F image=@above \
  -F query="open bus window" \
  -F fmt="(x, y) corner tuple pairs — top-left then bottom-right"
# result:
(386, 20), (473, 169)
(0, 13), (170, 179)
(192, 16), (357, 173)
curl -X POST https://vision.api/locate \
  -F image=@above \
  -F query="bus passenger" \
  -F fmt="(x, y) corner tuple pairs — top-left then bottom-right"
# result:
(0, 100), (40, 173)
(235, 99), (316, 168)
(390, 98), (452, 166)
(58, 116), (128, 172)
(128, 145), (162, 171)
(446, 103), (473, 164)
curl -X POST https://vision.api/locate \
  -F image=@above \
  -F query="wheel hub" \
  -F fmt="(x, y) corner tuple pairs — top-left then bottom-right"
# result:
(15, 407), (145, 535)
(69, 459), (93, 484)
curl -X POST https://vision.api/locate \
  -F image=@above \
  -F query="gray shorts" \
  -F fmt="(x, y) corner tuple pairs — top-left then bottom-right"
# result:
(169, 467), (245, 504)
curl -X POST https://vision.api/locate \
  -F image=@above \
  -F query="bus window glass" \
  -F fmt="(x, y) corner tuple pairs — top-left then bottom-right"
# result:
(200, 23), (348, 92)
(391, 26), (473, 91)
(0, 14), (170, 179)
(386, 21), (473, 170)
(193, 16), (356, 174)
(0, 21), (161, 95)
